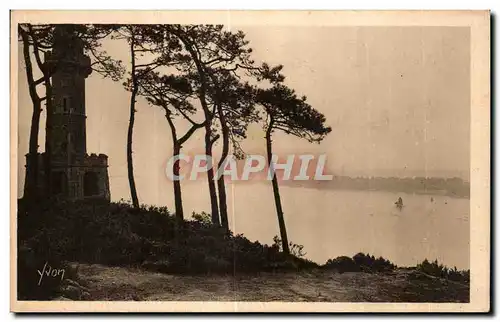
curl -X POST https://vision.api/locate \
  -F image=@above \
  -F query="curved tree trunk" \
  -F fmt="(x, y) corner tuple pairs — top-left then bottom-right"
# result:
(216, 108), (230, 231)
(162, 106), (182, 222)
(205, 125), (220, 225)
(172, 141), (184, 241)
(20, 28), (41, 201)
(171, 142), (184, 221)
(25, 104), (41, 200)
(172, 30), (220, 225)
(127, 36), (140, 208)
(43, 79), (53, 198)
(29, 24), (56, 199)
(164, 109), (205, 227)
(265, 125), (290, 255)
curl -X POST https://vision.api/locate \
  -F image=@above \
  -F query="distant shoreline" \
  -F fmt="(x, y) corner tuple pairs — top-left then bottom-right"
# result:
(227, 176), (470, 199)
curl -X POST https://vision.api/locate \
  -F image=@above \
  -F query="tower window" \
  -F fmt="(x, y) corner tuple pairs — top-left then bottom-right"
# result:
(84, 172), (100, 197)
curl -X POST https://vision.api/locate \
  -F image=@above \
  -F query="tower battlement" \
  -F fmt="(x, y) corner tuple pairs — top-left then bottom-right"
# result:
(84, 153), (109, 167)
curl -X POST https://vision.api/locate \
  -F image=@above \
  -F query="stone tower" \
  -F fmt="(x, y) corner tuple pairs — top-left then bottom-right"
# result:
(25, 25), (110, 201)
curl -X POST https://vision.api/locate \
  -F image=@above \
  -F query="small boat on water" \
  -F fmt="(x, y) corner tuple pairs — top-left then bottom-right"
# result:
(395, 197), (403, 209)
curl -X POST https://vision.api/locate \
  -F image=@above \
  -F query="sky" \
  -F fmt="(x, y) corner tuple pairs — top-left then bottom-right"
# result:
(17, 26), (471, 205)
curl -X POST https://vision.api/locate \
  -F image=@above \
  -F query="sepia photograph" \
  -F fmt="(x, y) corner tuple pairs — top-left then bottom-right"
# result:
(10, 10), (490, 313)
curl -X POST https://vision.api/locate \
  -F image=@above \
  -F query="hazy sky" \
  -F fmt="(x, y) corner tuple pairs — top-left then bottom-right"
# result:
(17, 26), (470, 205)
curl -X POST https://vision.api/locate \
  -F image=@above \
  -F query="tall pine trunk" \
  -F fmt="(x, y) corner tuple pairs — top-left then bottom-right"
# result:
(172, 142), (184, 221)
(205, 125), (220, 225)
(28, 25), (55, 199)
(127, 36), (140, 208)
(164, 111), (186, 238)
(265, 126), (290, 255)
(43, 78), (53, 198)
(216, 108), (230, 231)
(174, 32), (220, 225)
(20, 29), (41, 201)
(25, 104), (41, 200)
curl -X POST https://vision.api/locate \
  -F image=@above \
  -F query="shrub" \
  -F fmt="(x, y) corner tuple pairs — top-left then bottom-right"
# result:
(191, 211), (212, 226)
(323, 256), (359, 273)
(416, 259), (470, 283)
(272, 235), (307, 258)
(323, 252), (396, 273)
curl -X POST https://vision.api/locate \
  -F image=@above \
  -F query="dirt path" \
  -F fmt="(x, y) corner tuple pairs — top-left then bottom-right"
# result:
(72, 264), (469, 302)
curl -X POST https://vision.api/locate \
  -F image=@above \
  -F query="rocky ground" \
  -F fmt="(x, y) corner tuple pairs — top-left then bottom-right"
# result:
(55, 263), (469, 302)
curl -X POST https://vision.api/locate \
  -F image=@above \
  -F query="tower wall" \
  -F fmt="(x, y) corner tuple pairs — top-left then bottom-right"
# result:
(24, 25), (110, 201)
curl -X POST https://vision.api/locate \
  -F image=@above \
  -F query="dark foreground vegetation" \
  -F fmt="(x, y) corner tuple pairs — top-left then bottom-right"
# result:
(17, 199), (470, 302)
